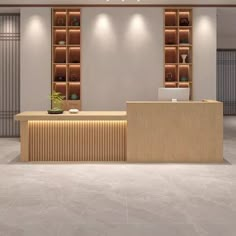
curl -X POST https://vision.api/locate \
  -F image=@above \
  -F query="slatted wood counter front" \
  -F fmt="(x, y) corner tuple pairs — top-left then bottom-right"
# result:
(15, 111), (127, 162)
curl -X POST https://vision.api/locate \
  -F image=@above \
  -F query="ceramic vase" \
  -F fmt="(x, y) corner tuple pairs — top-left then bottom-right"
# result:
(181, 54), (188, 64)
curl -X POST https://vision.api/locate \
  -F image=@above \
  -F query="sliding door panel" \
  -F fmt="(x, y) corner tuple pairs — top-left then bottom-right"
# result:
(217, 50), (236, 115)
(0, 14), (20, 137)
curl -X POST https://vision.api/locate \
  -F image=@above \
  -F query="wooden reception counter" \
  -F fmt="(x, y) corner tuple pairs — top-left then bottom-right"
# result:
(15, 101), (223, 163)
(15, 111), (127, 162)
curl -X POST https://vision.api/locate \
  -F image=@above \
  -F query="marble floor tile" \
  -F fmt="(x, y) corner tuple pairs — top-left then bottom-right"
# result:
(0, 116), (235, 235)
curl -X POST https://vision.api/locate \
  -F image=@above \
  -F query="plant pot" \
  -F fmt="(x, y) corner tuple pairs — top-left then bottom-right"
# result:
(48, 109), (64, 114)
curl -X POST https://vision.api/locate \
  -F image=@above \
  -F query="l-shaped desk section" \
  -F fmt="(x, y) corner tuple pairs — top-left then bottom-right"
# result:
(15, 101), (223, 163)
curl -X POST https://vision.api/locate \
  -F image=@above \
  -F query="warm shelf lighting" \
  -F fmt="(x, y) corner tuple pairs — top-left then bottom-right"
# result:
(179, 65), (190, 67)
(165, 29), (176, 32)
(165, 65), (176, 67)
(69, 47), (80, 50)
(179, 12), (190, 14)
(55, 47), (66, 50)
(165, 12), (176, 15)
(69, 12), (80, 14)
(179, 47), (190, 50)
(69, 65), (80, 67)
(55, 12), (66, 15)
(69, 29), (80, 32)
(55, 65), (66, 67)
(54, 82), (66, 84)
(69, 82), (80, 85)
(55, 30), (66, 32)
(179, 30), (190, 32)
(165, 47), (176, 50)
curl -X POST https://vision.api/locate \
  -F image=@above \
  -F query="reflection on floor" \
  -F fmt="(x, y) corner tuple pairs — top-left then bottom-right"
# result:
(0, 116), (236, 236)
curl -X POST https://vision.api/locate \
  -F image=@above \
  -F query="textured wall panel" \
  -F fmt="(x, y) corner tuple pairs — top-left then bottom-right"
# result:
(217, 50), (236, 115)
(28, 120), (127, 162)
(0, 14), (20, 137)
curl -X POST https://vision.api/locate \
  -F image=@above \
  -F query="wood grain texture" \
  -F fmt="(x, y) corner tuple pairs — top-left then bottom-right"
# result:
(15, 111), (126, 121)
(127, 101), (223, 163)
(20, 121), (29, 162)
(28, 120), (126, 162)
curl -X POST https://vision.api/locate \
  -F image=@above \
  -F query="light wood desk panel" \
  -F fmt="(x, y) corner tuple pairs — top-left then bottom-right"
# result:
(127, 101), (223, 163)
(15, 112), (127, 162)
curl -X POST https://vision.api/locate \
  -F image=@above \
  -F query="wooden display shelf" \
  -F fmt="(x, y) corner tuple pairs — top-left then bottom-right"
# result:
(52, 8), (81, 110)
(164, 8), (193, 99)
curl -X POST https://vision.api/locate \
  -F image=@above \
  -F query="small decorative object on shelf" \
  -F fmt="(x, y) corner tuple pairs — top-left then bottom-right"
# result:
(71, 16), (80, 26)
(180, 38), (189, 44)
(56, 17), (65, 26)
(70, 73), (79, 81)
(181, 54), (188, 63)
(179, 18), (189, 26)
(180, 76), (188, 82)
(56, 75), (66, 82)
(70, 93), (79, 100)
(69, 108), (79, 114)
(58, 40), (66, 45)
(48, 90), (65, 114)
(166, 72), (174, 82)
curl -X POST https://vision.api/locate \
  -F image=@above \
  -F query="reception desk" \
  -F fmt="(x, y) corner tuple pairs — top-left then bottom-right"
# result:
(127, 101), (223, 163)
(15, 101), (223, 163)
(15, 111), (127, 162)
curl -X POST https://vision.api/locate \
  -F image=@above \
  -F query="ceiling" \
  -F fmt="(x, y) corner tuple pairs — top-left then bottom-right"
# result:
(1, 0), (236, 5)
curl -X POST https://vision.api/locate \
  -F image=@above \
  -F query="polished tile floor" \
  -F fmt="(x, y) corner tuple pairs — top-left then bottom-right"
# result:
(0, 117), (236, 236)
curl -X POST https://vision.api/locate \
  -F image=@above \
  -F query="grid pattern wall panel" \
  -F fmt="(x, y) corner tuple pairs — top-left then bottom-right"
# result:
(217, 50), (236, 115)
(0, 14), (20, 136)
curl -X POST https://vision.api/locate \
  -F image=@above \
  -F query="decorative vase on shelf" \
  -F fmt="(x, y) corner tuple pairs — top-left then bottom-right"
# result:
(179, 18), (189, 26)
(70, 93), (79, 100)
(71, 16), (80, 26)
(181, 54), (188, 64)
(166, 72), (174, 82)
(70, 73), (79, 82)
(56, 17), (65, 26)
(180, 76), (188, 82)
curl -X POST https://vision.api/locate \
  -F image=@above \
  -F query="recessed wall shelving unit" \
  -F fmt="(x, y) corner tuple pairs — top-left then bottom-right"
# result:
(52, 8), (81, 110)
(164, 8), (193, 99)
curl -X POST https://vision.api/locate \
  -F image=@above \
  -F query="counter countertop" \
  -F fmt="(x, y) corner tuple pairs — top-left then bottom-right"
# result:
(15, 111), (127, 121)
(127, 100), (221, 104)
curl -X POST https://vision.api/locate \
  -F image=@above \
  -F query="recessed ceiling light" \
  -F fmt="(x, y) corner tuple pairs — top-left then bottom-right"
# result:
(106, 0), (110, 2)
(137, 0), (141, 2)
(121, 0), (125, 2)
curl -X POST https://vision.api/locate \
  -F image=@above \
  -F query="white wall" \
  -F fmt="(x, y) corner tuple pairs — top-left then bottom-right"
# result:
(20, 8), (51, 111)
(81, 7), (163, 110)
(193, 8), (217, 100)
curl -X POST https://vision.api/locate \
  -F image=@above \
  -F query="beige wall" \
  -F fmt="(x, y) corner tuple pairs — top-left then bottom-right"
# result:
(81, 7), (164, 110)
(19, 7), (217, 111)
(20, 8), (51, 111)
(193, 8), (217, 100)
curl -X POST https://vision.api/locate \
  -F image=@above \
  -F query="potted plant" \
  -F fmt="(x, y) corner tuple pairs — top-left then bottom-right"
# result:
(48, 91), (65, 114)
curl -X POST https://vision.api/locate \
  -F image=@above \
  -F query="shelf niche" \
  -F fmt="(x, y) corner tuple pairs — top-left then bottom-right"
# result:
(52, 8), (81, 110)
(164, 8), (193, 99)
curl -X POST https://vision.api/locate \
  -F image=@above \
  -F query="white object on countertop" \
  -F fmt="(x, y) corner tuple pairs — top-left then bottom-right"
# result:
(172, 98), (177, 102)
(69, 109), (79, 114)
(158, 88), (190, 101)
